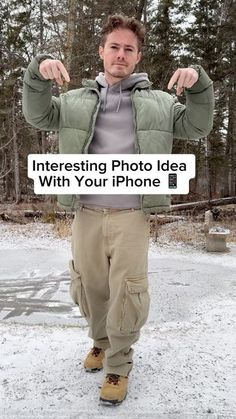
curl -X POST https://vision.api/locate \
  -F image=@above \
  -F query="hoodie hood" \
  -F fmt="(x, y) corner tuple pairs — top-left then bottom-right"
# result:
(95, 72), (150, 112)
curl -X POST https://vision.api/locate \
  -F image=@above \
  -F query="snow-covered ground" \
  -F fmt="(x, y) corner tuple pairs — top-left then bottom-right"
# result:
(0, 221), (236, 418)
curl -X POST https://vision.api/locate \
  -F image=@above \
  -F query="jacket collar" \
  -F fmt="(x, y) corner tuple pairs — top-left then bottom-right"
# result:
(82, 78), (152, 91)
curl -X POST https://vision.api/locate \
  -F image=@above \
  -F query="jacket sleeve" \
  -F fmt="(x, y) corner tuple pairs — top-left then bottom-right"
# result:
(173, 65), (214, 140)
(22, 55), (61, 131)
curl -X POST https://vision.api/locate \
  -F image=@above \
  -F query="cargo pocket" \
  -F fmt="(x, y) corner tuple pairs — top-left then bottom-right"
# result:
(120, 276), (150, 333)
(69, 259), (89, 319)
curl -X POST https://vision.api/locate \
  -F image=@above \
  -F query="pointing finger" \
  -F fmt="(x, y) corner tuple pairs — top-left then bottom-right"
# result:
(55, 78), (63, 86)
(57, 61), (70, 82)
(51, 62), (63, 85)
(167, 69), (180, 90)
(176, 86), (184, 96)
(40, 68), (49, 80)
(176, 70), (186, 91)
(45, 66), (55, 80)
(183, 74), (193, 88)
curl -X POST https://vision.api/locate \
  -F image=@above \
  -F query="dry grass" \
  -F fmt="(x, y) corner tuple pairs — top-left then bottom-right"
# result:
(53, 218), (72, 238)
(52, 216), (236, 248)
(152, 221), (203, 243)
(151, 219), (236, 247)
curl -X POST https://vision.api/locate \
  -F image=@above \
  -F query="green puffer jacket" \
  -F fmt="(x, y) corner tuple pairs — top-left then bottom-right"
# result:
(23, 56), (214, 214)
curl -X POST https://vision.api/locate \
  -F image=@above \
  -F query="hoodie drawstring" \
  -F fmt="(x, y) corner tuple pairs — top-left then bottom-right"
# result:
(103, 83), (122, 113)
(103, 85), (108, 111)
(116, 82), (122, 113)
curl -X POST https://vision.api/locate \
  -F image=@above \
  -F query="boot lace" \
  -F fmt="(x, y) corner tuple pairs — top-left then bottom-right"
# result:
(91, 346), (103, 357)
(106, 374), (120, 385)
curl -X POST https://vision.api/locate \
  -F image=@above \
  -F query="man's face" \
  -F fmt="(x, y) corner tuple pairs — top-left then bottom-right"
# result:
(99, 29), (142, 85)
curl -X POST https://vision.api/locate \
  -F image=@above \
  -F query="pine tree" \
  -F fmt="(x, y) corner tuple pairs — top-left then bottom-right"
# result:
(177, 0), (235, 199)
(0, 0), (35, 202)
(146, 0), (178, 90)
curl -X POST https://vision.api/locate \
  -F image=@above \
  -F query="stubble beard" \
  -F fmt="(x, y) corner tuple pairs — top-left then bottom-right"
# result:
(107, 65), (133, 81)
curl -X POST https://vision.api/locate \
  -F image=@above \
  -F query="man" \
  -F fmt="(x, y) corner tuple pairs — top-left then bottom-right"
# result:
(23, 14), (214, 405)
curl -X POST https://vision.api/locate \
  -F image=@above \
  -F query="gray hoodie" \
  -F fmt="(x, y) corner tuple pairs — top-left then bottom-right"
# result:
(80, 72), (150, 209)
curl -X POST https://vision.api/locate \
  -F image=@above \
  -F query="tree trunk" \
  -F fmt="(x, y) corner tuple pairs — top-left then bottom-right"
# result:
(39, 0), (44, 53)
(12, 99), (21, 203)
(135, 0), (147, 20)
(62, 0), (78, 93)
(227, 59), (236, 197)
(170, 196), (236, 212)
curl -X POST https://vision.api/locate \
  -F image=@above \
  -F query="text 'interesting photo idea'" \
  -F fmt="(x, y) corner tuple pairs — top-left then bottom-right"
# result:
(28, 154), (196, 195)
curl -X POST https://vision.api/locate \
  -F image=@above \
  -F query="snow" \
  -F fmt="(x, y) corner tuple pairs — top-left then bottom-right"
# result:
(0, 221), (70, 250)
(0, 221), (236, 418)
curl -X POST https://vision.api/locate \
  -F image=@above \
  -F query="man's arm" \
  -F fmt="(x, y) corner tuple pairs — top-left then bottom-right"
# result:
(168, 66), (214, 140)
(22, 56), (69, 131)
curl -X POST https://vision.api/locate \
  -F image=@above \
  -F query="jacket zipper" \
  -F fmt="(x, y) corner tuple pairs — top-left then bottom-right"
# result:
(82, 89), (101, 154)
(131, 89), (143, 211)
(71, 89), (100, 211)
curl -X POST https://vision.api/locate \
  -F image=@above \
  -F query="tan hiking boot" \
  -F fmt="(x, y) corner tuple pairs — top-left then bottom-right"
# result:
(84, 347), (105, 372)
(100, 374), (128, 405)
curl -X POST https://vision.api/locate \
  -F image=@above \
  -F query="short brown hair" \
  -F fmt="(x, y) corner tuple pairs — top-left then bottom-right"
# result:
(100, 14), (145, 51)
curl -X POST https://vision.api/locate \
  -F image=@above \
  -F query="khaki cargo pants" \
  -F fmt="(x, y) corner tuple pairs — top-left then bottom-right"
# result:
(69, 206), (150, 377)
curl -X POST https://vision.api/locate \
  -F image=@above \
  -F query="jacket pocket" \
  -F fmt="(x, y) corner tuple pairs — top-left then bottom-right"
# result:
(69, 259), (89, 319)
(120, 276), (150, 333)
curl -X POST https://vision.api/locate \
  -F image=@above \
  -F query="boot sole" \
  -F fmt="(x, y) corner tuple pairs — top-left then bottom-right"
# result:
(85, 367), (103, 373)
(100, 394), (127, 405)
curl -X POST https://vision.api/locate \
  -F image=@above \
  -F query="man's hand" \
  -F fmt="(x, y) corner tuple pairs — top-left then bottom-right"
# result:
(39, 59), (70, 86)
(167, 68), (199, 96)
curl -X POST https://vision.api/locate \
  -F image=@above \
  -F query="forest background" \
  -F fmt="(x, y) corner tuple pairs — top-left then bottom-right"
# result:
(0, 0), (235, 207)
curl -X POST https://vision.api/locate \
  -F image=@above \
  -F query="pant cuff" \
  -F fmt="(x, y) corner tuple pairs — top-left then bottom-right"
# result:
(93, 339), (110, 350)
(104, 362), (133, 377)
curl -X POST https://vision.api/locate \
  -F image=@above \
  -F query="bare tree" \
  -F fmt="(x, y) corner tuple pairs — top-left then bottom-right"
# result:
(62, 0), (78, 92)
